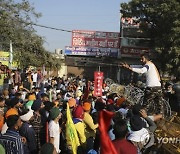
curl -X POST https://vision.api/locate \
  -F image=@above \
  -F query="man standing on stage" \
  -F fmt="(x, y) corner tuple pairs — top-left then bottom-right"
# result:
(122, 54), (163, 115)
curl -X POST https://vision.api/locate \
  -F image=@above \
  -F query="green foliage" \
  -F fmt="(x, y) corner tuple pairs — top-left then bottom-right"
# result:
(121, 0), (180, 79)
(0, 0), (61, 69)
(44, 52), (62, 69)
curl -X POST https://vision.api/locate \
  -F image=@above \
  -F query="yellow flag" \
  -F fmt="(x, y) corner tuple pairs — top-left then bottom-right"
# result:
(66, 104), (80, 154)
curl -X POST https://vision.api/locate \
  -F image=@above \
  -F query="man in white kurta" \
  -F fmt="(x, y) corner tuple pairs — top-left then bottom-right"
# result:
(122, 55), (163, 114)
(49, 107), (62, 153)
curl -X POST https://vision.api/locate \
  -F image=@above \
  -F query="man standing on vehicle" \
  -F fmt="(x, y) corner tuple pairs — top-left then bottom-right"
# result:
(122, 54), (163, 115)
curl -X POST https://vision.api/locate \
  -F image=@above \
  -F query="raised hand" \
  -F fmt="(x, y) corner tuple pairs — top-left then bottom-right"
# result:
(121, 62), (132, 70)
(139, 109), (148, 118)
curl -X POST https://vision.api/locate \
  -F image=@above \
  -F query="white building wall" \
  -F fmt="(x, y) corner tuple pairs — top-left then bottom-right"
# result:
(58, 63), (67, 78)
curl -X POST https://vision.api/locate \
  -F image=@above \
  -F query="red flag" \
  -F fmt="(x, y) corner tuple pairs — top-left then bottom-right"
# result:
(99, 110), (118, 154)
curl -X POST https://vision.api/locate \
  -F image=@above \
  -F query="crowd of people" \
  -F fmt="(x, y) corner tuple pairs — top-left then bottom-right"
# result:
(0, 59), (177, 154)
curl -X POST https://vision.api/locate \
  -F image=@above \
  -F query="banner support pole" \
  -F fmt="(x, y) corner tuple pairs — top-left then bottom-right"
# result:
(98, 66), (100, 72)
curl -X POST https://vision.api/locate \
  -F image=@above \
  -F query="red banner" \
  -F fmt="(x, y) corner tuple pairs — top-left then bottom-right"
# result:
(72, 30), (120, 48)
(94, 71), (104, 97)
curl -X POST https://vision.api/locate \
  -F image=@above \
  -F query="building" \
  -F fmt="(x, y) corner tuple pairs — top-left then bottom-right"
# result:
(63, 30), (121, 81)
(58, 18), (152, 84)
(119, 17), (152, 84)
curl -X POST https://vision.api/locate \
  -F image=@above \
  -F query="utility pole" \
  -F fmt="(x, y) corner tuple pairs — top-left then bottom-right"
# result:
(117, 6), (123, 83)
(9, 40), (13, 69)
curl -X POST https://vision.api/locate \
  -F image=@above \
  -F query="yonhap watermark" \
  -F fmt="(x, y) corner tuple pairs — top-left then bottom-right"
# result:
(157, 137), (180, 144)
(139, 132), (180, 146)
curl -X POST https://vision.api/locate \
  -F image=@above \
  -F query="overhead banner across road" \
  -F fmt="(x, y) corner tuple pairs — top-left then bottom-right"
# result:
(72, 30), (120, 48)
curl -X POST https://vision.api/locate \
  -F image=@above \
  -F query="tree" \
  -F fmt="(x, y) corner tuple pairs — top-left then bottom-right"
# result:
(0, 0), (61, 69)
(45, 52), (62, 70)
(121, 0), (180, 80)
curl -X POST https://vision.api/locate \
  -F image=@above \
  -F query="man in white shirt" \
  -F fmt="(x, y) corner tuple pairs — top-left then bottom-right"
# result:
(49, 107), (62, 153)
(122, 54), (163, 114)
(32, 71), (38, 87)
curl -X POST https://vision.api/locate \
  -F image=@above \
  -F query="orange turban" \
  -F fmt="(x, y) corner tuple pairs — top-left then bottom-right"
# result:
(68, 98), (76, 108)
(82, 102), (91, 111)
(28, 94), (36, 101)
(54, 100), (59, 107)
(5, 108), (18, 119)
(19, 85), (23, 89)
(0, 115), (4, 131)
(116, 97), (126, 107)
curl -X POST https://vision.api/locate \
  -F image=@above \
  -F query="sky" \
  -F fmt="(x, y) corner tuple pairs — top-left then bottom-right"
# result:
(28, 0), (129, 52)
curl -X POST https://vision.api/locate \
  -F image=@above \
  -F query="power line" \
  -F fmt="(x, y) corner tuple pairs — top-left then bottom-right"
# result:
(1, 17), (151, 40)
(31, 22), (151, 40)
(32, 23), (72, 33)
